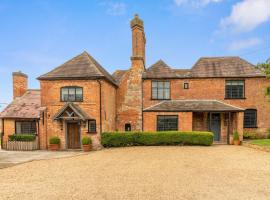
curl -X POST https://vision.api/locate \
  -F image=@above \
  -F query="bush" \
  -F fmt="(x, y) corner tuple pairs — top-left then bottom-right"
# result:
(82, 137), (92, 145)
(101, 131), (213, 147)
(267, 129), (270, 139)
(8, 134), (36, 142)
(49, 136), (60, 145)
(233, 131), (239, 141)
(243, 131), (257, 140)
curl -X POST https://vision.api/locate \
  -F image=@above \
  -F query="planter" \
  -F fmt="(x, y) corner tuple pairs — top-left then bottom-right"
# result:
(82, 144), (91, 152)
(234, 140), (241, 145)
(49, 144), (60, 151)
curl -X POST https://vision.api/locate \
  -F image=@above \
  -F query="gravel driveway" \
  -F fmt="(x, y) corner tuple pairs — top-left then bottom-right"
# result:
(0, 145), (270, 200)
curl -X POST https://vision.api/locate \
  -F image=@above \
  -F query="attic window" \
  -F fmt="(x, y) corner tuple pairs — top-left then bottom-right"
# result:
(61, 87), (83, 102)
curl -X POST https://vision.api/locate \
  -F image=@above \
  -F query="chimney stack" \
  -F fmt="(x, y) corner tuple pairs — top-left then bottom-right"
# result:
(12, 71), (28, 99)
(130, 14), (146, 70)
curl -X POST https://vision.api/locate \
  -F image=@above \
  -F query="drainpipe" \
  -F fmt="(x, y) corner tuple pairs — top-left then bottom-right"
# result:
(141, 79), (144, 131)
(1, 119), (4, 149)
(97, 80), (102, 134)
(37, 119), (40, 149)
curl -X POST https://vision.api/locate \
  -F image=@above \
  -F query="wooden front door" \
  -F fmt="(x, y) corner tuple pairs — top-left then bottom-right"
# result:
(67, 122), (80, 149)
(209, 113), (221, 141)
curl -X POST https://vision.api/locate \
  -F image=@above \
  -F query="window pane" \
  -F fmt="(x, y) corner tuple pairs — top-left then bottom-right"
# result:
(76, 88), (83, 101)
(225, 80), (244, 98)
(68, 88), (76, 101)
(152, 81), (170, 100)
(16, 121), (36, 134)
(157, 116), (178, 131)
(88, 120), (96, 132)
(62, 88), (69, 101)
(244, 110), (257, 128)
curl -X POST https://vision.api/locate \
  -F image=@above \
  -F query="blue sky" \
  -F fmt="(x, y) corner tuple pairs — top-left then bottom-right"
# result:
(0, 0), (270, 108)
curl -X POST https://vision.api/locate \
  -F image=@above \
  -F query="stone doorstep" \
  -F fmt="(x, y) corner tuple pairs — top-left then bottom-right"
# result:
(242, 141), (270, 153)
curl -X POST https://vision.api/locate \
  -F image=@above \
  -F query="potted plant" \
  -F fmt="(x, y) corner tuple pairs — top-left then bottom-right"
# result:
(49, 136), (60, 150)
(82, 136), (92, 152)
(233, 131), (241, 145)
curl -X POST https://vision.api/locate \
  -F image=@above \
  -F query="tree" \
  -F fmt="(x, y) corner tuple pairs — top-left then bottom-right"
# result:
(257, 62), (270, 97)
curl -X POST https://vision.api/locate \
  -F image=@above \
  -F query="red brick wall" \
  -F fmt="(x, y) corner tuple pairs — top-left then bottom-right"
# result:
(143, 112), (192, 131)
(39, 79), (116, 150)
(143, 78), (270, 135)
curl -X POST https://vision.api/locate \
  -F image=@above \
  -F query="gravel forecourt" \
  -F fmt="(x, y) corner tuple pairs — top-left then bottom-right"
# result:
(0, 145), (270, 200)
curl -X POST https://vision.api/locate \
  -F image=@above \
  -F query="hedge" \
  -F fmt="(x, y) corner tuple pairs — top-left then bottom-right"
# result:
(101, 131), (213, 147)
(8, 134), (36, 142)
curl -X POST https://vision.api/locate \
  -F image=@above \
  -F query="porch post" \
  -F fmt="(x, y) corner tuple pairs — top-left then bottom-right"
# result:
(209, 112), (212, 132)
(227, 112), (231, 144)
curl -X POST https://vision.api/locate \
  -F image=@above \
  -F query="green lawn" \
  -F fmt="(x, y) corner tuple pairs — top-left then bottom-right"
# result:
(250, 139), (270, 146)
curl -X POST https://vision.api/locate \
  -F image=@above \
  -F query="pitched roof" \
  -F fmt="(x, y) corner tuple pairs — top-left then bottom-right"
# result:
(144, 100), (244, 112)
(143, 60), (190, 79)
(38, 51), (117, 86)
(112, 70), (128, 83)
(53, 102), (91, 121)
(191, 57), (264, 78)
(0, 90), (41, 119)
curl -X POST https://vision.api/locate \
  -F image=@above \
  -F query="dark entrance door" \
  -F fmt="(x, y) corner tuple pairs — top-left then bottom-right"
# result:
(209, 113), (221, 141)
(67, 122), (80, 149)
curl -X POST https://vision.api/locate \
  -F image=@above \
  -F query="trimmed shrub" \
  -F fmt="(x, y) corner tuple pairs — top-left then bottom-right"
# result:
(49, 136), (60, 145)
(243, 131), (257, 140)
(82, 137), (92, 145)
(8, 134), (36, 142)
(101, 131), (213, 147)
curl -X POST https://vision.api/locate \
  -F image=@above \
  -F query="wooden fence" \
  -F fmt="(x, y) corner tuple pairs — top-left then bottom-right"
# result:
(5, 139), (38, 151)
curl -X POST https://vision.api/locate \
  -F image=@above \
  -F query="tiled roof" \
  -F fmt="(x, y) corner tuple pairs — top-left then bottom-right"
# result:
(143, 60), (190, 79)
(38, 51), (118, 86)
(143, 57), (265, 79)
(0, 90), (41, 119)
(191, 57), (264, 78)
(144, 100), (244, 112)
(112, 70), (128, 83)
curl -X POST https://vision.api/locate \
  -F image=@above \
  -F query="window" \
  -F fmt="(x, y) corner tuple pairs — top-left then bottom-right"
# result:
(225, 80), (245, 99)
(61, 87), (83, 102)
(157, 115), (178, 131)
(244, 109), (257, 128)
(184, 82), (189, 89)
(152, 81), (170, 100)
(15, 121), (36, 135)
(88, 120), (96, 133)
(125, 123), (131, 131)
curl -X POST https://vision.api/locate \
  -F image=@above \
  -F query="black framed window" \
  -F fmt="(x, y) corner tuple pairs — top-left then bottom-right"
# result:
(225, 80), (245, 99)
(184, 82), (189, 89)
(157, 115), (178, 131)
(125, 123), (131, 131)
(152, 81), (170, 100)
(15, 121), (37, 135)
(244, 109), (257, 128)
(88, 120), (96, 133)
(61, 87), (83, 102)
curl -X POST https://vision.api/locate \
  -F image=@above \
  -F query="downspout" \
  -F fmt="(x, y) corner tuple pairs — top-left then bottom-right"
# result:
(97, 80), (102, 134)
(1, 119), (4, 149)
(141, 79), (144, 131)
(37, 119), (40, 149)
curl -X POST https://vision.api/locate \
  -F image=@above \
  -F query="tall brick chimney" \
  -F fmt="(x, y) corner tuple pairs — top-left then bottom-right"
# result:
(130, 14), (146, 71)
(12, 71), (28, 99)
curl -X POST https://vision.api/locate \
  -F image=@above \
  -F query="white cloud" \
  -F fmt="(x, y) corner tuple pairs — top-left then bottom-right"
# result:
(101, 2), (127, 16)
(174, 0), (223, 7)
(228, 38), (262, 51)
(220, 0), (270, 33)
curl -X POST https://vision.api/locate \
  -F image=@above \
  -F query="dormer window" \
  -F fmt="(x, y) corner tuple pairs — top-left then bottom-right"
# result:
(152, 81), (170, 100)
(61, 87), (83, 102)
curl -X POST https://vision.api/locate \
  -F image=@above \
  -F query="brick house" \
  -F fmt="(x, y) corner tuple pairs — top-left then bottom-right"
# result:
(1, 15), (270, 150)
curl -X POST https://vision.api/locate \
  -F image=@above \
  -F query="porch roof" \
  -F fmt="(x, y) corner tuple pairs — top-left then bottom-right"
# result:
(53, 102), (91, 121)
(143, 100), (244, 112)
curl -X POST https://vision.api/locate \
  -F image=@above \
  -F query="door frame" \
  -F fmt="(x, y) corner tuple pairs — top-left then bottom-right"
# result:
(65, 121), (81, 149)
(208, 112), (221, 141)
